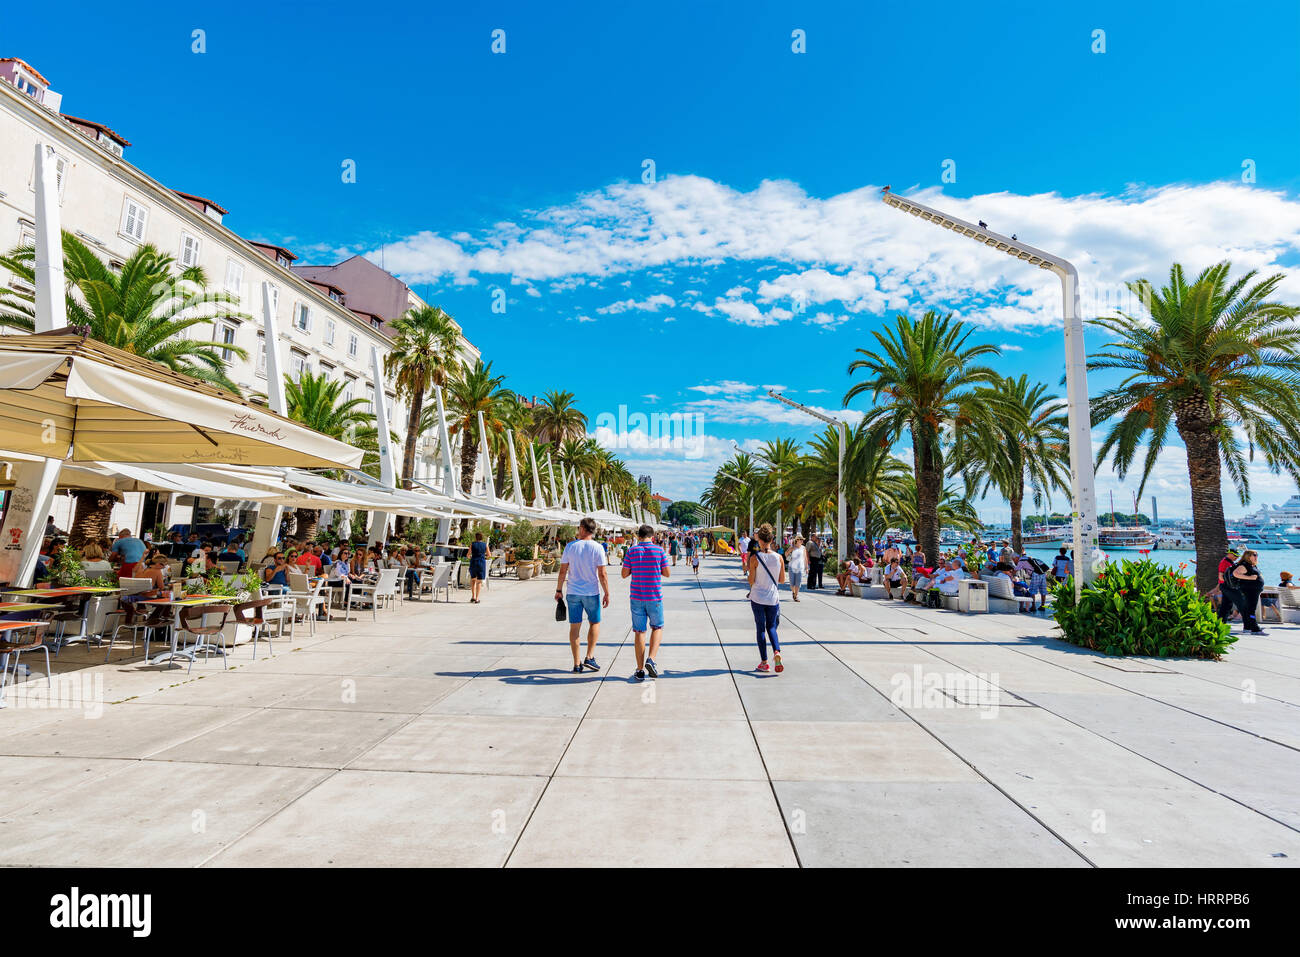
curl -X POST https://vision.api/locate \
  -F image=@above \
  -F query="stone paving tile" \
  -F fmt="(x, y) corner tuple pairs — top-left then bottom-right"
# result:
(207, 769), (545, 867)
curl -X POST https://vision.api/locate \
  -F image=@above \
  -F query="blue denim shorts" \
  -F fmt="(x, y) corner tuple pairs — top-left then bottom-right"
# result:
(630, 599), (664, 632)
(567, 593), (601, 624)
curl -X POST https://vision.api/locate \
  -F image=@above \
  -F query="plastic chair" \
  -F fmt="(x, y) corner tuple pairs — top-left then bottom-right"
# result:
(178, 604), (231, 674)
(1, 609), (55, 692)
(233, 598), (275, 659)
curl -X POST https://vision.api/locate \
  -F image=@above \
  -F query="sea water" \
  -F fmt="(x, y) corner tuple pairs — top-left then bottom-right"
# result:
(1019, 545), (1298, 588)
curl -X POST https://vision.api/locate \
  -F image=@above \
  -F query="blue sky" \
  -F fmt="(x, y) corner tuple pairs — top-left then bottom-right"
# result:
(12, 1), (1300, 515)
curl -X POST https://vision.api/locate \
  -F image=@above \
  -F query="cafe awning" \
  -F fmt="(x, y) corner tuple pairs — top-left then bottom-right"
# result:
(0, 333), (363, 468)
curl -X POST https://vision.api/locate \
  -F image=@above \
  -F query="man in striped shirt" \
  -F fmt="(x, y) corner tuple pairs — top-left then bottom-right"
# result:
(621, 523), (670, 682)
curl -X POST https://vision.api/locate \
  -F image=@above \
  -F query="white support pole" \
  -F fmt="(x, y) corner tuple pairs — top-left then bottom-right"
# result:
(433, 385), (457, 544)
(1061, 264), (1100, 589)
(505, 431), (525, 507)
(837, 420), (847, 562)
(476, 411), (496, 502)
(33, 142), (66, 334)
(250, 282), (288, 557)
(367, 346), (395, 545)
(546, 454), (560, 509)
(3, 145), (70, 585)
(527, 441), (545, 509)
(0, 458), (62, 587)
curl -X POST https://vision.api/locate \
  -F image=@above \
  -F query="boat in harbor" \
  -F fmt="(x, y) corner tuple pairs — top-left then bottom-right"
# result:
(1098, 527), (1157, 550)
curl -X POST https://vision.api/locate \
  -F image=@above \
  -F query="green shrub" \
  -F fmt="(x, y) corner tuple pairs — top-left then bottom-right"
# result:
(1051, 559), (1235, 659)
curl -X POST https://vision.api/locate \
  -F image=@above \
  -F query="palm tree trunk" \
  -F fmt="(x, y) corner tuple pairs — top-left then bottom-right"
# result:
(916, 435), (942, 564)
(460, 434), (479, 495)
(394, 395), (425, 536)
(68, 490), (116, 548)
(295, 508), (320, 543)
(1010, 483), (1024, 553)
(1178, 408), (1230, 593)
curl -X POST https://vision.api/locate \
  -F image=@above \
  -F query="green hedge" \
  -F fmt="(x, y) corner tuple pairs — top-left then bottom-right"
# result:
(1051, 559), (1235, 659)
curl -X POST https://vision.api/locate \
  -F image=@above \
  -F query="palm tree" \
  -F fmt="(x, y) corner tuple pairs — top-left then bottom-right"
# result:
(531, 390), (588, 446)
(0, 232), (249, 543)
(953, 375), (1071, 552)
(382, 305), (461, 531)
(845, 310), (1003, 563)
(284, 371), (377, 540)
(706, 453), (761, 532)
(878, 477), (983, 540)
(0, 232), (248, 389)
(1088, 262), (1300, 592)
(756, 438), (801, 535)
(444, 360), (511, 495)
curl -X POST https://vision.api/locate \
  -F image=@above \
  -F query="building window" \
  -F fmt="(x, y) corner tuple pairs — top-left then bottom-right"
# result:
(290, 350), (308, 381)
(293, 302), (311, 332)
(324, 319), (335, 346)
(98, 133), (124, 158)
(256, 335), (267, 377)
(343, 375), (356, 402)
(120, 197), (147, 243)
(19, 224), (36, 249)
(268, 284), (280, 315)
(328, 289), (343, 304)
(347, 333), (358, 358)
(179, 232), (200, 268)
(29, 152), (67, 201)
(224, 259), (244, 296)
(276, 253), (291, 268)
(217, 323), (237, 363)
(320, 362), (335, 380)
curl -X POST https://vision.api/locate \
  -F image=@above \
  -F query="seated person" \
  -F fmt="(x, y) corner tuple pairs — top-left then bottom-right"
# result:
(262, 553), (291, 590)
(836, 559), (865, 594)
(934, 561), (962, 597)
(883, 558), (906, 598)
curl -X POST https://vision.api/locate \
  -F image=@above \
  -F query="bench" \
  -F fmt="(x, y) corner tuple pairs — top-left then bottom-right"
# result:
(981, 574), (1036, 613)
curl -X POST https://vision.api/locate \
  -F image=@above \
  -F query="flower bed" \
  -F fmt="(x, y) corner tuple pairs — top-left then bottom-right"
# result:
(1051, 559), (1235, 659)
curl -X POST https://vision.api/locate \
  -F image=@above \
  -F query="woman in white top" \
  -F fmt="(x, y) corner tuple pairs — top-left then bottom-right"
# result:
(786, 536), (807, 602)
(747, 523), (786, 674)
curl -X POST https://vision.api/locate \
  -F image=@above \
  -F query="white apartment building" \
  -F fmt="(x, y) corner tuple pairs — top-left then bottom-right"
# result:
(0, 57), (479, 536)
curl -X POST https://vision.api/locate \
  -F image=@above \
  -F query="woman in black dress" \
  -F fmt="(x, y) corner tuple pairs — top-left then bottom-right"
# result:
(469, 532), (488, 604)
(1230, 548), (1267, 634)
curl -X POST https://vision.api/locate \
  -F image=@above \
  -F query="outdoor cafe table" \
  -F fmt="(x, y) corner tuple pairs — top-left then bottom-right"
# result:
(137, 595), (237, 668)
(0, 619), (49, 707)
(0, 586), (123, 651)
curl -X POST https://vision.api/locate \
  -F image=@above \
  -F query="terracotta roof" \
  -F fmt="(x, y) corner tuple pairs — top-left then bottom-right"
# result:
(249, 241), (297, 262)
(0, 57), (49, 85)
(306, 279), (347, 296)
(173, 190), (228, 215)
(60, 114), (131, 146)
(652, 493), (672, 503)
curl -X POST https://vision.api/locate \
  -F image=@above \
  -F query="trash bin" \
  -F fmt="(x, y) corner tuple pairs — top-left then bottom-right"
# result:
(958, 578), (988, 613)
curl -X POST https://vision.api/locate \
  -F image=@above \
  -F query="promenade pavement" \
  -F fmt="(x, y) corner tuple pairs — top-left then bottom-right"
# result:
(0, 554), (1296, 867)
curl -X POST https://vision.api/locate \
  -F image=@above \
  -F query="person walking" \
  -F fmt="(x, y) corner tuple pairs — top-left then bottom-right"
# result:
(669, 534), (680, 566)
(555, 517), (610, 673)
(748, 524), (786, 673)
(1217, 548), (1242, 623)
(806, 535), (824, 590)
(468, 532), (488, 604)
(690, 544), (701, 576)
(621, 523), (670, 681)
(787, 536), (807, 602)
(1231, 549), (1268, 635)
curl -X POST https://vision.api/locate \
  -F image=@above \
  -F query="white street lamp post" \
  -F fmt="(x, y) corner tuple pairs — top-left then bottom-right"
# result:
(880, 190), (1098, 593)
(767, 391), (848, 562)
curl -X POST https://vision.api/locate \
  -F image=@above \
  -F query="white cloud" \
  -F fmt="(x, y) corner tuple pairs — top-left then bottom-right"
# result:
(596, 293), (676, 314)
(361, 175), (1300, 331)
(1000, 343), (1024, 352)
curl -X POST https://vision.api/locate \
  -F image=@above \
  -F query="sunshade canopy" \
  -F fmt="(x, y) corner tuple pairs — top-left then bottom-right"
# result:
(0, 332), (363, 469)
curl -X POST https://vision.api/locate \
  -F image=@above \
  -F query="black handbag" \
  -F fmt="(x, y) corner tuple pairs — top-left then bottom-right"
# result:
(555, 596), (567, 621)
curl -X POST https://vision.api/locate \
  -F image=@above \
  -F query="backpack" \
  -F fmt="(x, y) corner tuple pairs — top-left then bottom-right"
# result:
(1026, 556), (1049, 575)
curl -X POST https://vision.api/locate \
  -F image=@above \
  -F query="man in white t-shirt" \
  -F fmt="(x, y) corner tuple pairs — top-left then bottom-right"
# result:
(555, 517), (611, 674)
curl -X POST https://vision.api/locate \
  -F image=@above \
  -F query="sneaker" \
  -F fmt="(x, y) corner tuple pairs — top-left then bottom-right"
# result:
(583, 657), (600, 672)
(773, 653), (784, 673)
(756, 661), (770, 672)
(572, 664), (583, 674)
(644, 657), (659, 678)
(633, 669), (646, 682)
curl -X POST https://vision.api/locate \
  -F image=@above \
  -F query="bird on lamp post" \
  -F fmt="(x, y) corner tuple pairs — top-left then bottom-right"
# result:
(978, 220), (988, 229)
